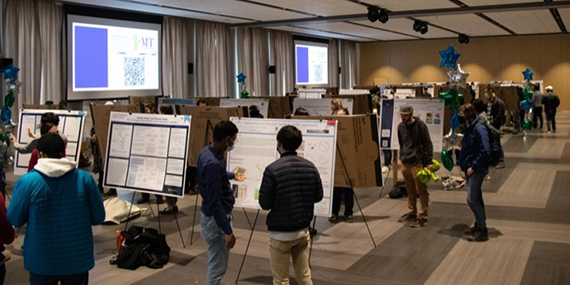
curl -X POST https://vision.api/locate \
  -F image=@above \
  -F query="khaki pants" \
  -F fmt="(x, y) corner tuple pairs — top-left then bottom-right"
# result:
(401, 163), (429, 220)
(269, 235), (312, 285)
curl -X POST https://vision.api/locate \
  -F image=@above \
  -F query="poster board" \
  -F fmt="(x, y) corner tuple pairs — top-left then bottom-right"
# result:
(494, 86), (520, 112)
(228, 118), (337, 217)
(250, 96), (293, 118)
(296, 114), (382, 188)
(293, 98), (354, 116)
(158, 98), (198, 114)
(195, 97), (223, 107)
(383, 98), (445, 151)
(298, 89), (325, 99)
(220, 98), (270, 118)
(128, 95), (160, 106)
(22, 104), (60, 110)
(14, 109), (86, 175)
(90, 104), (139, 162)
(178, 106), (243, 166)
(324, 94), (372, 114)
(103, 112), (191, 198)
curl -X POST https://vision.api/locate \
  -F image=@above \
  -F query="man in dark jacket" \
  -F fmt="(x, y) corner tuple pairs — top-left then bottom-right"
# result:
(259, 125), (323, 285)
(397, 105), (433, 228)
(485, 87), (506, 169)
(458, 104), (491, 242)
(542, 86), (561, 133)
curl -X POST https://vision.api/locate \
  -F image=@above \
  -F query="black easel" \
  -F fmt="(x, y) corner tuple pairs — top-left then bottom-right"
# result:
(234, 209), (260, 284)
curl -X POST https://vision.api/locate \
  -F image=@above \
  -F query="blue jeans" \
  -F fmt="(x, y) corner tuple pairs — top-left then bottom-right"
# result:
(201, 213), (230, 285)
(29, 272), (88, 285)
(382, 150), (392, 167)
(466, 168), (488, 230)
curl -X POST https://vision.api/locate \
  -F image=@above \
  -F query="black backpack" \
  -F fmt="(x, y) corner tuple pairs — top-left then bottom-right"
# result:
(479, 121), (501, 166)
(389, 181), (408, 199)
(114, 226), (171, 270)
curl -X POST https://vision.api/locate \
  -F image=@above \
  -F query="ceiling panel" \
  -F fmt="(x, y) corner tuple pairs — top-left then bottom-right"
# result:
(461, 0), (540, 6)
(556, 8), (570, 30)
(417, 14), (511, 36)
(485, 10), (561, 34)
(268, 26), (373, 42)
(351, 18), (457, 39)
(297, 22), (416, 41)
(246, 0), (364, 17)
(365, 0), (457, 11)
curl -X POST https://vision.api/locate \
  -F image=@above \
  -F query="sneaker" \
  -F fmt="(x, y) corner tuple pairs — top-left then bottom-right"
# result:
(397, 213), (417, 223)
(467, 230), (489, 242)
(464, 225), (478, 236)
(328, 214), (339, 223)
(484, 175), (491, 181)
(409, 218), (427, 228)
(382, 166), (389, 173)
(495, 163), (505, 169)
(345, 215), (354, 223)
(160, 206), (179, 215)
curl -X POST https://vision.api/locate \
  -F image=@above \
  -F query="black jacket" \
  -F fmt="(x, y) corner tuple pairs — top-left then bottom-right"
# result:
(398, 117), (434, 166)
(259, 152), (323, 232)
(488, 96), (505, 129)
(542, 92), (560, 113)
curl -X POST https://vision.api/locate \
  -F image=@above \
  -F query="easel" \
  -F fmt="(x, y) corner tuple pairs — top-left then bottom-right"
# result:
(379, 150), (398, 197)
(234, 208), (260, 284)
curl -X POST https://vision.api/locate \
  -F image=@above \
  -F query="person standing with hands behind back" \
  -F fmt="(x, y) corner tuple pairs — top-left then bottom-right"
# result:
(198, 120), (246, 285)
(396, 105), (434, 228)
(458, 104), (491, 242)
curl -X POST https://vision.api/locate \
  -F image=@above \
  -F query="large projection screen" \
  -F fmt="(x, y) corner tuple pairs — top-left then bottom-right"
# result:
(66, 15), (162, 100)
(295, 40), (328, 87)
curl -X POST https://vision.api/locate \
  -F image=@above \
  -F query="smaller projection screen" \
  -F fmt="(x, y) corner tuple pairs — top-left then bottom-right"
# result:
(295, 40), (328, 87)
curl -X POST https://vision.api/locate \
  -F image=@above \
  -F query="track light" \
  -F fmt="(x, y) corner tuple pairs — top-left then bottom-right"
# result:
(368, 6), (389, 24)
(413, 20), (428, 34)
(459, 33), (470, 44)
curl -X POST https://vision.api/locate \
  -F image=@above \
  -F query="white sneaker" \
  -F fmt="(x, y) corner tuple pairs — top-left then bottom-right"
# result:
(382, 166), (389, 173)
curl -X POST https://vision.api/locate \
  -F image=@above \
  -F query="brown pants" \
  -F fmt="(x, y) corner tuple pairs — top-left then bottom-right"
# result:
(269, 235), (312, 285)
(401, 163), (429, 220)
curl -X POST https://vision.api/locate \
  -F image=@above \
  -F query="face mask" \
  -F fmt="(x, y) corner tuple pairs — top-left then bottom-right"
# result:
(226, 137), (236, 152)
(484, 93), (490, 99)
(458, 116), (467, 125)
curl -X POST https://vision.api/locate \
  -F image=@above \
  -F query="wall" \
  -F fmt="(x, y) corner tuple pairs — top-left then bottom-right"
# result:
(360, 34), (570, 111)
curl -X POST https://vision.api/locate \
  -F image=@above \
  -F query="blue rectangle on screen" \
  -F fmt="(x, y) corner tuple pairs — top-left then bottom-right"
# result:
(75, 26), (108, 88)
(297, 46), (309, 83)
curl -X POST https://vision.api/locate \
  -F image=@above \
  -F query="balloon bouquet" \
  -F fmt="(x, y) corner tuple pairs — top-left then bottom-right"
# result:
(520, 68), (534, 131)
(438, 45), (470, 189)
(1, 63), (20, 147)
(236, 73), (248, 98)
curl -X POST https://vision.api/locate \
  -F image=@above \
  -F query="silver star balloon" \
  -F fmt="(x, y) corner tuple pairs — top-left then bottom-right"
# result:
(447, 64), (470, 89)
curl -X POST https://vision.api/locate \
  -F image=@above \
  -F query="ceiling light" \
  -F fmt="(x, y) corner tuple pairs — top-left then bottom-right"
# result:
(367, 6), (379, 22)
(459, 33), (470, 44)
(420, 24), (428, 34)
(413, 20), (428, 34)
(413, 20), (422, 32)
(378, 9), (389, 24)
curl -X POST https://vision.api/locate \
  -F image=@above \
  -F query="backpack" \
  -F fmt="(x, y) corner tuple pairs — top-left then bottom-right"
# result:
(389, 181), (408, 199)
(113, 226), (171, 270)
(479, 121), (501, 166)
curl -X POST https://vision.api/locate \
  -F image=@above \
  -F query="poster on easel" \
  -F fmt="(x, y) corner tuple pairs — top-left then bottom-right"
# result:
(103, 112), (191, 198)
(227, 118), (337, 217)
(381, 98), (444, 151)
(220, 98), (270, 118)
(14, 110), (87, 176)
(293, 98), (354, 116)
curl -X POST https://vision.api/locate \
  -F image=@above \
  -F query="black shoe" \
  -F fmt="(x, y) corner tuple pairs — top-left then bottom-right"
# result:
(137, 196), (149, 204)
(160, 206), (178, 215)
(464, 225), (478, 236)
(467, 229), (489, 242)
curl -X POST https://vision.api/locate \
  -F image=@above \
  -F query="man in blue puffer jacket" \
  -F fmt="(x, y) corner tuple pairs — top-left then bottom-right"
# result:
(458, 104), (491, 242)
(8, 133), (105, 284)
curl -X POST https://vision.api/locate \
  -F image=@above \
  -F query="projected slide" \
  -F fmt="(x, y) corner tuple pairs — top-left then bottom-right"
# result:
(295, 41), (328, 86)
(73, 23), (159, 91)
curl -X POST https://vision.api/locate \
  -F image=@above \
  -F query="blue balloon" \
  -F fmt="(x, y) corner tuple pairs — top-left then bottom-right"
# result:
(2, 63), (20, 82)
(439, 45), (461, 69)
(522, 68), (534, 81)
(450, 110), (460, 131)
(236, 73), (246, 84)
(521, 99), (532, 111)
(1, 106), (11, 123)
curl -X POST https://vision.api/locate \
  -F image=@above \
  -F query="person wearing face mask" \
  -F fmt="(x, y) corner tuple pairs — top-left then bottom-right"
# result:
(197, 120), (246, 285)
(396, 105), (434, 228)
(458, 104), (491, 242)
(484, 87), (505, 169)
(259, 125), (323, 285)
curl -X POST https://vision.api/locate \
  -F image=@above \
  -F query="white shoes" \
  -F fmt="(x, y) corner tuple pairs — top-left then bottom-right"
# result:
(382, 166), (390, 173)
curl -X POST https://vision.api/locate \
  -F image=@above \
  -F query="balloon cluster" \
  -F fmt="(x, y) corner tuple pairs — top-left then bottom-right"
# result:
(236, 73), (248, 98)
(1, 63), (20, 146)
(520, 68), (534, 130)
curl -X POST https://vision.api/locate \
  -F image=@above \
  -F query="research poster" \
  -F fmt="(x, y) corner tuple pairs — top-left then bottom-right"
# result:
(103, 112), (191, 198)
(220, 98), (269, 118)
(293, 98), (354, 116)
(14, 110), (87, 176)
(158, 98), (198, 114)
(227, 118), (337, 217)
(382, 98), (444, 151)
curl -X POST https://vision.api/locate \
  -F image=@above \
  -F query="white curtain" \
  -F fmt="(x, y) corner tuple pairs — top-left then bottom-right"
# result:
(162, 17), (191, 98)
(237, 27), (269, 96)
(341, 40), (357, 89)
(38, 1), (63, 104)
(270, 30), (293, 96)
(328, 39), (339, 88)
(2, 0), (42, 114)
(196, 21), (232, 97)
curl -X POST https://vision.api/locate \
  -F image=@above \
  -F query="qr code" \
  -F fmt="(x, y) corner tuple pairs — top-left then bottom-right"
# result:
(124, 57), (145, 86)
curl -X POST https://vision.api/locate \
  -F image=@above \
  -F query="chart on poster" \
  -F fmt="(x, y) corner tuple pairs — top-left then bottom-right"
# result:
(228, 118), (337, 217)
(103, 112), (191, 198)
(14, 110), (87, 176)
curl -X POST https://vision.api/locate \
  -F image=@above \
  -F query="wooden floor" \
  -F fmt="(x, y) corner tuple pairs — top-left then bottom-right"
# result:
(4, 112), (570, 285)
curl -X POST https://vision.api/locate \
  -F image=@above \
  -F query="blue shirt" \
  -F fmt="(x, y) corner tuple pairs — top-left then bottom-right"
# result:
(197, 146), (235, 235)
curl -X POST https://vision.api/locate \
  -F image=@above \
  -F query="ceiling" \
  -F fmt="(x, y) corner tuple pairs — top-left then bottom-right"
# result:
(59, 0), (570, 42)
